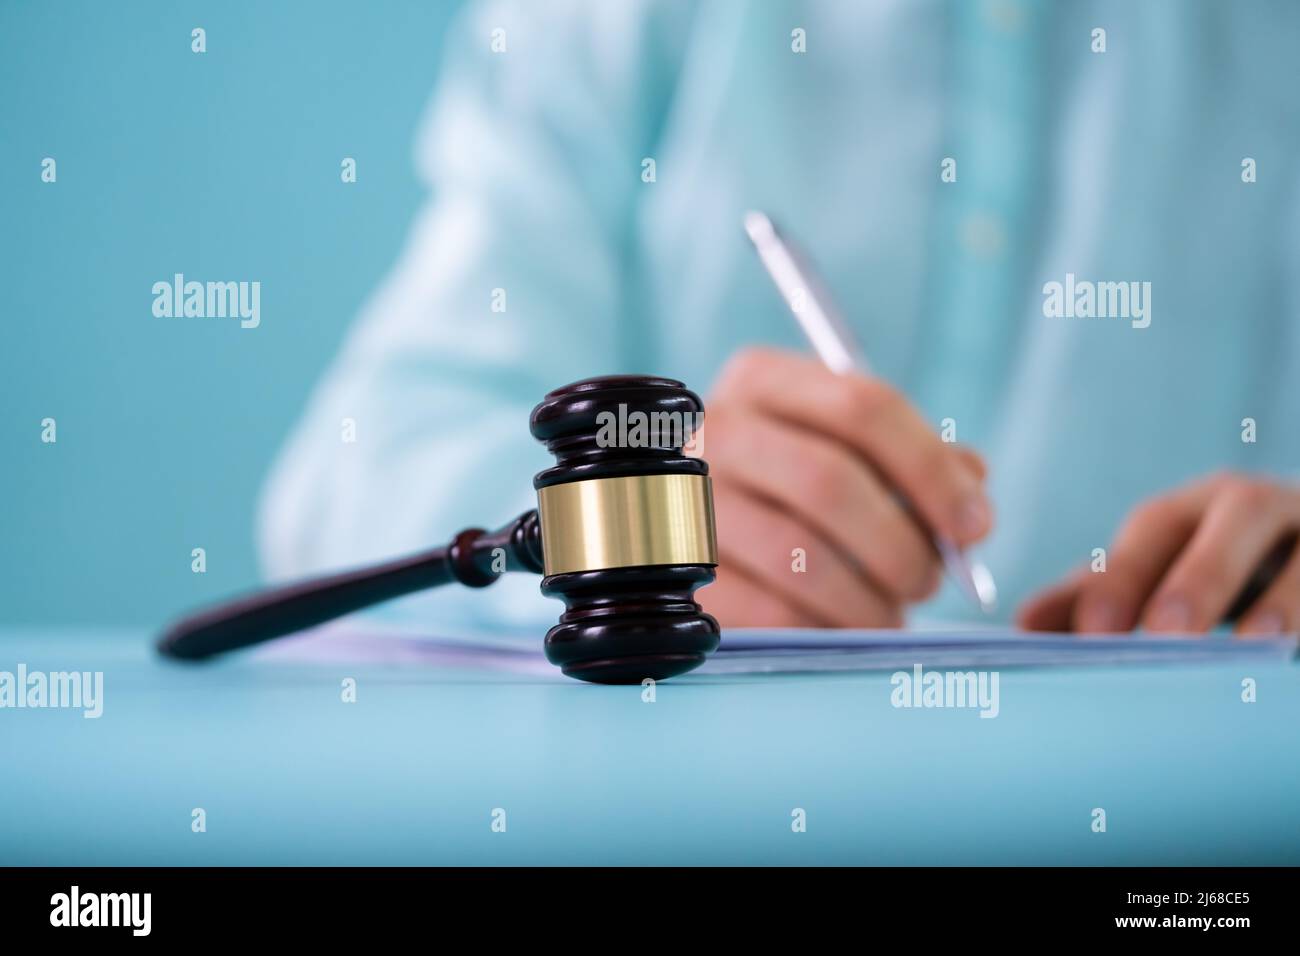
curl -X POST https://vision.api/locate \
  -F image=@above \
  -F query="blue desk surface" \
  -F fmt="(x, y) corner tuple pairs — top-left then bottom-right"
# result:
(2, 628), (1297, 865)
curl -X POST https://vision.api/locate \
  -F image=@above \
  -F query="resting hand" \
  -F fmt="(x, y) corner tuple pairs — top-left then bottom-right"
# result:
(1018, 472), (1300, 636)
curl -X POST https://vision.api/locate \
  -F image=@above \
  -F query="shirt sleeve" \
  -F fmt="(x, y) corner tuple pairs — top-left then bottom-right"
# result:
(255, 0), (694, 630)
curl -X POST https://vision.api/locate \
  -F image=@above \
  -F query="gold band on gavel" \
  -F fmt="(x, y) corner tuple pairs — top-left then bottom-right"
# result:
(536, 474), (718, 575)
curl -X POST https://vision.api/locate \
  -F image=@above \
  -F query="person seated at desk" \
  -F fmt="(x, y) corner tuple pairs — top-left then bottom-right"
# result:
(257, 0), (1300, 638)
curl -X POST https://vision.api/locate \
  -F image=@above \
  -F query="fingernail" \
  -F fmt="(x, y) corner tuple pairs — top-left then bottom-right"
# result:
(1146, 595), (1192, 632)
(1079, 597), (1121, 633)
(955, 494), (990, 539)
(1241, 610), (1285, 637)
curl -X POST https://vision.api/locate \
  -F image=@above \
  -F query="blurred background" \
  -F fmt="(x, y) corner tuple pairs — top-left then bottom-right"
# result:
(6, 0), (1296, 635)
(0, 0), (464, 626)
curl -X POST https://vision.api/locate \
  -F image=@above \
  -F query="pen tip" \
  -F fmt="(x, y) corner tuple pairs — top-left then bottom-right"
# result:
(970, 561), (999, 614)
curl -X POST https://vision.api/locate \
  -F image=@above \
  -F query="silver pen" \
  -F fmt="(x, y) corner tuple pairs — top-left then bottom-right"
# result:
(743, 210), (998, 614)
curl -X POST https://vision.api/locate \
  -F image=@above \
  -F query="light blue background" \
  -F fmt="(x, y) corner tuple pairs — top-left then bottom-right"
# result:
(0, 0), (463, 626)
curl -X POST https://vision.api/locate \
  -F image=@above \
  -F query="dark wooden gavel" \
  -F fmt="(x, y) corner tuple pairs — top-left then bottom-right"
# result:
(158, 375), (721, 683)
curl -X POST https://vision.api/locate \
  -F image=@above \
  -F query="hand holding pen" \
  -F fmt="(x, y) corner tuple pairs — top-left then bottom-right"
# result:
(744, 211), (998, 615)
(682, 215), (998, 629)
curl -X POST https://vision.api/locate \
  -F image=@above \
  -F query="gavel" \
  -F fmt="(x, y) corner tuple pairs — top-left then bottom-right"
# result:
(158, 375), (722, 683)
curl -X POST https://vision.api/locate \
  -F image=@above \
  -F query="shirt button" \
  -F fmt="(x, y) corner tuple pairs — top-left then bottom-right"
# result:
(983, 0), (1025, 33)
(960, 213), (1006, 259)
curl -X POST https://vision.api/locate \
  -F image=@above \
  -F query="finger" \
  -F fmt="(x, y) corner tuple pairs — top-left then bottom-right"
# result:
(707, 408), (940, 601)
(1236, 540), (1300, 637)
(714, 348), (992, 545)
(713, 479), (902, 627)
(1072, 495), (1201, 633)
(1143, 478), (1300, 633)
(698, 561), (816, 629)
(1016, 572), (1084, 632)
(955, 446), (988, 482)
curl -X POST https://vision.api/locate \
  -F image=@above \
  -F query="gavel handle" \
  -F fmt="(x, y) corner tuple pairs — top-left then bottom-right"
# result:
(157, 510), (544, 660)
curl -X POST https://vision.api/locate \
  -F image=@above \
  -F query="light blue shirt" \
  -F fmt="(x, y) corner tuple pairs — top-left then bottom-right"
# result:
(257, 0), (1300, 632)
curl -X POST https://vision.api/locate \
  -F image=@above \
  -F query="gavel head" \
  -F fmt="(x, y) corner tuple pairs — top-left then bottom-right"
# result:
(530, 375), (721, 683)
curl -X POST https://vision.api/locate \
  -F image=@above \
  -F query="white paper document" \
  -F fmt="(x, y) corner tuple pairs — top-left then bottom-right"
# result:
(702, 628), (1298, 674)
(258, 621), (1298, 676)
